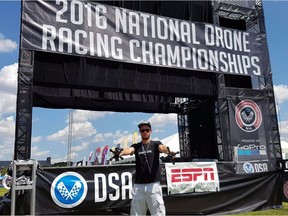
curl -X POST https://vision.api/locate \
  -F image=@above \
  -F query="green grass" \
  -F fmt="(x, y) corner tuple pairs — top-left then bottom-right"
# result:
(231, 202), (288, 215)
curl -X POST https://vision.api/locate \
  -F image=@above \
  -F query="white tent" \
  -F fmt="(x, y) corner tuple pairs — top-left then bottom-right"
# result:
(281, 140), (288, 152)
(281, 140), (288, 160)
(160, 133), (180, 157)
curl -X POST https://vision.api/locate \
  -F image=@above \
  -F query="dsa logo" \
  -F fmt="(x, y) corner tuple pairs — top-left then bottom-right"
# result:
(243, 162), (268, 173)
(51, 172), (88, 208)
(171, 168), (215, 183)
(243, 162), (254, 173)
(235, 100), (262, 132)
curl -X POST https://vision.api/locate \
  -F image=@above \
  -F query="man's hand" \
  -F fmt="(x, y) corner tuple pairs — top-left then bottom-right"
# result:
(166, 151), (180, 165)
(168, 151), (177, 157)
(110, 147), (124, 161)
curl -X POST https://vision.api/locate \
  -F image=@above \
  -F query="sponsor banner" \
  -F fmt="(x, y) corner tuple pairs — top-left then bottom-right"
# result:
(36, 163), (221, 214)
(228, 99), (269, 162)
(235, 161), (275, 174)
(22, 0), (269, 77)
(14, 166), (284, 215)
(235, 100), (262, 133)
(36, 165), (135, 214)
(165, 162), (219, 194)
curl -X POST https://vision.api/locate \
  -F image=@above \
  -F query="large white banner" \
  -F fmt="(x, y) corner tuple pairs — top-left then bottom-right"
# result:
(165, 162), (220, 194)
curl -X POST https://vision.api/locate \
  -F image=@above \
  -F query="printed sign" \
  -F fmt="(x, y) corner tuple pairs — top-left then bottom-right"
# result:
(228, 98), (269, 162)
(234, 161), (272, 174)
(22, 0), (269, 76)
(165, 162), (219, 194)
(235, 100), (262, 132)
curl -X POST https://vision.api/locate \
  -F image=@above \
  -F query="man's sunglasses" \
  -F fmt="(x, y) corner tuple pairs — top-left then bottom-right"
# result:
(140, 129), (150, 133)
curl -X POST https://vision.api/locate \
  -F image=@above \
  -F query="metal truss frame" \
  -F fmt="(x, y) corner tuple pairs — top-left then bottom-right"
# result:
(14, 50), (34, 160)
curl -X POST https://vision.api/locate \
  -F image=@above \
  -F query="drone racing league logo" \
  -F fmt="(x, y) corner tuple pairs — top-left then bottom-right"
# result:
(235, 100), (262, 132)
(51, 172), (88, 208)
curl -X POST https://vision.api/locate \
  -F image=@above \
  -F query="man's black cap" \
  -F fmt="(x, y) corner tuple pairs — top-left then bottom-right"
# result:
(138, 121), (151, 129)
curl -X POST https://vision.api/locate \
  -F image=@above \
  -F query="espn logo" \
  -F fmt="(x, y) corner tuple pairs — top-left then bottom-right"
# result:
(171, 168), (215, 183)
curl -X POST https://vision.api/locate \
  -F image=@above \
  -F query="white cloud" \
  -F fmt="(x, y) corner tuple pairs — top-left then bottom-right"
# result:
(0, 116), (15, 137)
(93, 130), (129, 144)
(47, 122), (97, 142)
(279, 121), (288, 135)
(0, 142), (14, 160)
(0, 93), (16, 116)
(71, 151), (79, 160)
(274, 85), (288, 105)
(0, 63), (18, 93)
(94, 133), (109, 143)
(46, 127), (67, 142)
(0, 64), (18, 116)
(153, 129), (165, 133)
(0, 33), (17, 53)
(0, 117), (15, 160)
(72, 141), (89, 152)
(70, 110), (114, 123)
(147, 113), (178, 128)
(72, 122), (97, 139)
(36, 151), (50, 157)
(32, 136), (42, 143)
(31, 146), (50, 157)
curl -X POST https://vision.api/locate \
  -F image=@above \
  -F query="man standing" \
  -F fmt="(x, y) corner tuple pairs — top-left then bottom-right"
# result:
(119, 121), (176, 216)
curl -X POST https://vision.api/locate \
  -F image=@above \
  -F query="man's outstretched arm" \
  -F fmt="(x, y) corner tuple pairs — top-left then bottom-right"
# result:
(120, 147), (135, 156)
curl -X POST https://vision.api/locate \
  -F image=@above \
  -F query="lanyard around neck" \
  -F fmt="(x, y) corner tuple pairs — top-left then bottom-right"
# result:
(141, 141), (151, 173)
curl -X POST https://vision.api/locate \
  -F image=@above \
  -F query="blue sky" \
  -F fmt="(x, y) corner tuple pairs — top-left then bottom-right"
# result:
(0, 1), (288, 164)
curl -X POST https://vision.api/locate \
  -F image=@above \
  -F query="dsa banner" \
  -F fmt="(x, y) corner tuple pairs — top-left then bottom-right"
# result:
(36, 165), (135, 214)
(165, 162), (219, 194)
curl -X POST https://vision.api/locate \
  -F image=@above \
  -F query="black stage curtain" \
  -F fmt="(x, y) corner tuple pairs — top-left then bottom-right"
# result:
(33, 52), (216, 113)
(188, 99), (218, 159)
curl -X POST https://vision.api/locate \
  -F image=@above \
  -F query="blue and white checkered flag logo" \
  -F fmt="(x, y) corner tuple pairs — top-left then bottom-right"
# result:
(51, 172), (87, 208)
(57, 181), (82, 200)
